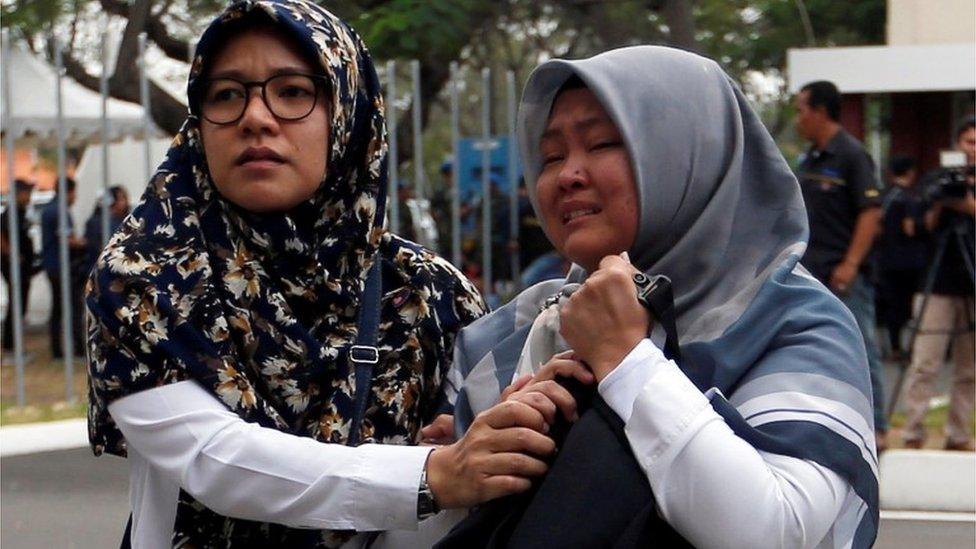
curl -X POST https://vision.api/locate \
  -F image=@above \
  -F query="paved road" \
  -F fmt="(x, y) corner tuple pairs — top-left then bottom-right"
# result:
(2, 448), (974, 548)
(2, 448), (129, 549)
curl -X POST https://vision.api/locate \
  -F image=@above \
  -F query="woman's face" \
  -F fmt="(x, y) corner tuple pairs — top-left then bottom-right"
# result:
(536, 87), (639, 272)
(200, 27), (330, 213)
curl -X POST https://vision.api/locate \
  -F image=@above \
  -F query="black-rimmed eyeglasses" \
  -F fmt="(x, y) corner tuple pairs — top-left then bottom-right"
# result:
(199, 73), (329, 125)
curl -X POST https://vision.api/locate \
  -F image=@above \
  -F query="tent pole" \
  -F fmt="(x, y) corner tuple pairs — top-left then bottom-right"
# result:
(506, 70), (519, 291)
(411, 60), (424, 202)
(55, 42), (76, 402)
(3, 30), (27, 408)
(449, 62), (461, 268)
(100, 33), (111, 247)
(386, 61), (399, 234)
(139, 33), (152, 183)
(481, 68), (492, 302)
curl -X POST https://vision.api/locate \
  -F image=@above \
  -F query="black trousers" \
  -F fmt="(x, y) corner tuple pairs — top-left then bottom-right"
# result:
(46, 271), (85, 358)
(1, 263), (32, 350)
(879, 267), (923, 352)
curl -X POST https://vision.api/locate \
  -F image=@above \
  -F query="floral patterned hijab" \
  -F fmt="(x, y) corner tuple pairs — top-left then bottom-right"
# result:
(87, 0), (389, 456)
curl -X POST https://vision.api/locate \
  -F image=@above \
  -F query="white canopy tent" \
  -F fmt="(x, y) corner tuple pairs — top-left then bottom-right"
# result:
(0, 45), (152, 142)
(73, 136), (172, 225)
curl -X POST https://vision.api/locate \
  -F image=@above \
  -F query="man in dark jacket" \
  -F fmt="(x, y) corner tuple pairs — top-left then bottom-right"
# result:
(1, 179), (38, 351)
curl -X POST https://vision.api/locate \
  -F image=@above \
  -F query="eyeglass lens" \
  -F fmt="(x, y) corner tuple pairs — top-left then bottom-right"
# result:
(202, 74), (319, 124)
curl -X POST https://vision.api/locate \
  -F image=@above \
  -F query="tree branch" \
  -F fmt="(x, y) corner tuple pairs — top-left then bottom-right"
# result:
(100, 0), (190, 62)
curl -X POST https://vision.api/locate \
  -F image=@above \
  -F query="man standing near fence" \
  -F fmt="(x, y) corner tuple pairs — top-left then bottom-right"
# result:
(40, 178), (86, 359)
(1, 178), (38, 353)
(794, 80), (888, 452)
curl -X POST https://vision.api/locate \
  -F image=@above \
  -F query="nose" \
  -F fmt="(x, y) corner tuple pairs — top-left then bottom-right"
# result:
(237, 86), (279, 134)
(554, 153), (587, 191)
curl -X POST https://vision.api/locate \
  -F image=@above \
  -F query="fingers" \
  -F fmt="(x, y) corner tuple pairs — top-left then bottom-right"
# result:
(597, 253), (639, 275)
(481, 452), (549, 477)
(517, 379), (579, 422)
(488, 426), (557, 457)
(480, 475), (533, 501)
(508, 389), (558, 425)
(501, 373), (533, 401)
(478, 399), (548, 433)
(420, 414), (455, 444)
(534, 356), (595, 385)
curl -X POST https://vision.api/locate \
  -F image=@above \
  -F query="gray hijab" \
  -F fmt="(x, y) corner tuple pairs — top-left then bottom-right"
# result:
(517, 46), (808, 343)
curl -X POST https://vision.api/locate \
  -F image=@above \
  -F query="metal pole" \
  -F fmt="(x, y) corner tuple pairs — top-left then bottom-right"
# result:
(506, 70), (519, 290)
(55, 42), (75, 402)
(411, 60), (425, 201)
(3, 31), (27, 407)
(139, 33), (151, 183)
(100, 33), (111, 247)
(449, 62), (461, 268)
(386, 61), (399, 233)
(481, 68), (492, 299)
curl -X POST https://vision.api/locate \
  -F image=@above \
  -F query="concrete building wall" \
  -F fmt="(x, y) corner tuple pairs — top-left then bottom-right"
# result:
(888, 0), (976, 45)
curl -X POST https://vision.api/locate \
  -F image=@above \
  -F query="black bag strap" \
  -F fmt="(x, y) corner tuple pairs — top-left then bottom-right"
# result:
(348, 256), (383, 447)
(643, 275), (681, 363)
(119, 514), (133, 549)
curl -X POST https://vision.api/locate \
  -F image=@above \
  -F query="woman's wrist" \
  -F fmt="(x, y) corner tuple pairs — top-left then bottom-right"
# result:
(589, 335), (647, 382)
(424, 446), (453, 509)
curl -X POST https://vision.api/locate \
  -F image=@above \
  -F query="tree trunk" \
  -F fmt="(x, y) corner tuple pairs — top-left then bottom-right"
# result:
(660, 0), (698, 52)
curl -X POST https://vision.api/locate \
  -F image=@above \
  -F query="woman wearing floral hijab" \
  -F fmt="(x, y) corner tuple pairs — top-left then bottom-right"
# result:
(447, 46), (879, 548)
(86, 1), (561, 546)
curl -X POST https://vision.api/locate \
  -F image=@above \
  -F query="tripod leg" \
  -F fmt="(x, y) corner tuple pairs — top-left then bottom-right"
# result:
(945, 297), (975, 447)
(886, 230), (951, 417)
(899, 295), (955, 446)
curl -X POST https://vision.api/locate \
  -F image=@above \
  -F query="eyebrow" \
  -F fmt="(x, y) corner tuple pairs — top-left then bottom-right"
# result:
(541, 114), (613, 142)
(208, 66), (314, 80)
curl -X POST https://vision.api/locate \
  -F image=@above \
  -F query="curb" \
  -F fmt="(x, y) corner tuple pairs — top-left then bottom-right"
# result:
(0, 418), (89, 457)
(879, 449), (976, 513)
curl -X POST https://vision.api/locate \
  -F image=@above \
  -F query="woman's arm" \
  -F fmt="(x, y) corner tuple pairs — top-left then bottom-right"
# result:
(110, 379), (432, 531)
(111, 378), (558, 531)
(599, 340), (848, 549)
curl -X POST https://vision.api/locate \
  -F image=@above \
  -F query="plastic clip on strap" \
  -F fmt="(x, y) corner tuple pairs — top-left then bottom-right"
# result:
(633, 273), (681, 363)
(348, 257), (382, 447)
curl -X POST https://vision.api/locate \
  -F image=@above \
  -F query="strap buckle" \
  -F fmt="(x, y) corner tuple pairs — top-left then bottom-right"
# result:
(350, 345), (379, 365)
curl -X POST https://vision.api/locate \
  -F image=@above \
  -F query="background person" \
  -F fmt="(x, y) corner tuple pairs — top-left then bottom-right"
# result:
(900, 116), (976, 451)
(1, 178), (38, 352)
(41, 176), (86, 358)
(85, 2), (557, 546)
(82, 185), (130, 277)
(877, 156), (928, 360)
(794, 80), (888, 451)
(445, 48), (879, 548)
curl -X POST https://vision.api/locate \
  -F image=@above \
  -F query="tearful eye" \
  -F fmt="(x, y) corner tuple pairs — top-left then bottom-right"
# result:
(541, 152), (564, 167)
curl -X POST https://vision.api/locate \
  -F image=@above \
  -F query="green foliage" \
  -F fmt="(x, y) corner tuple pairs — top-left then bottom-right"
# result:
(1, 0), (71, 35)
(349, 0), (490, 61)
(694, 0), (886, 77)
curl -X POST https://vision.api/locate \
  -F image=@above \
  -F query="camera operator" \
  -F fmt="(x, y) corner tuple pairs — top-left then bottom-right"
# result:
(901, 116), (975, 451)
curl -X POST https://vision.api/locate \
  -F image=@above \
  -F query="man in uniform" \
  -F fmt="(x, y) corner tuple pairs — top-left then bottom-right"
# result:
(1, 178), (37, 352)
(794, 80), (887, 451)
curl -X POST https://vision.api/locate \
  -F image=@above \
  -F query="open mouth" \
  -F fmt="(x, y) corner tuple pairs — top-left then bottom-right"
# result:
(562, 207), (601, 224)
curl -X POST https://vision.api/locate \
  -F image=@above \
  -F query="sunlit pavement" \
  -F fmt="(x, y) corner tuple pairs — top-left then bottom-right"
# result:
(1, 447), (973, 548)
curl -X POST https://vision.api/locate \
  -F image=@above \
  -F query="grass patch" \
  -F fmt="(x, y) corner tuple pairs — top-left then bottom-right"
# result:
(0, 399), (88, 426)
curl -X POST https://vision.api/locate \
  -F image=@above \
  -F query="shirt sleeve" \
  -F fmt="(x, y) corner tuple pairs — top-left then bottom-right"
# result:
(846, 149), (882, 210)
(108, 379), (432, 532)
(598, 340), (849, 549)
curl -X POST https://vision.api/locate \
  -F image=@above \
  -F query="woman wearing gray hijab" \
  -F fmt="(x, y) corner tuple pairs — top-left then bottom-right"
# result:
(442, 46), (879, 548)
